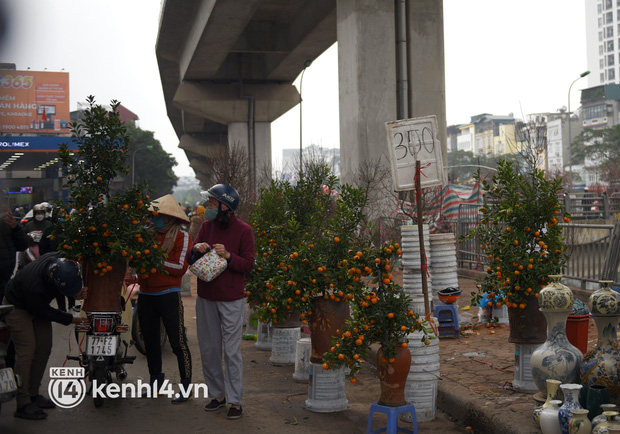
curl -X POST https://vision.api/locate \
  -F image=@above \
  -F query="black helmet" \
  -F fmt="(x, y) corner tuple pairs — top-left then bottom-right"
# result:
(48, 258), (83, 297)
(202, 184), (239, 211)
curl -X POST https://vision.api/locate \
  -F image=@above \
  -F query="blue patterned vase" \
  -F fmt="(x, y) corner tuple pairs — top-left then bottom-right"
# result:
(558, 383), (584, 434)
(588, 280), (620, 316)
(538, 275), (574, 312)
(530, 277), (582, 395)
(581, 315), (620, 404)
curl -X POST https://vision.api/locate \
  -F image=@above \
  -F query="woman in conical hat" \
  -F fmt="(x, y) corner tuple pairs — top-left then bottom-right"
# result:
(137, 194), (193, 403)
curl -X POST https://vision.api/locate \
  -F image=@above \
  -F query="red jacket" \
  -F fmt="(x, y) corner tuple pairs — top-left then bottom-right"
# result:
(191, 215), (254, 301)
(138, 230), (192, 294)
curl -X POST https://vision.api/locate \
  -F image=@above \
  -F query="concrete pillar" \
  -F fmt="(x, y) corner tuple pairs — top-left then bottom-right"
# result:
(336, 0), (447, 183)
(228, 122), (272, 184)
(408, 0), (447, 167)
(337, 0), (397, 185)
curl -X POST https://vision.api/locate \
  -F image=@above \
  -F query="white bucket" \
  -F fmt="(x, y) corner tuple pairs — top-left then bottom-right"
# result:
(292, 338), (312, 382)
(513, 343), (540, 393)
(492, 305), (509, 325)
(255, 321), (273, 351)
(269, 327), (301, 365)
(305, 362), (348, 412)
(403, 329), (440, 422)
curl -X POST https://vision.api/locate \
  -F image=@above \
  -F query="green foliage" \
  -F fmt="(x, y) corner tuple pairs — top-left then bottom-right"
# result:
(57, 96), (166, 277)
(572, 125), (620, 186)
(466, 159), (569, 309)
(126, 123), (179, 198)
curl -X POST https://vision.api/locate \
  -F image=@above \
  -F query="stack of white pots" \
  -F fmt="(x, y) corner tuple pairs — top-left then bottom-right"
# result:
(402, 325), (440, 422)
(401, 225), (431, 315)
(429, 233), (459, 308)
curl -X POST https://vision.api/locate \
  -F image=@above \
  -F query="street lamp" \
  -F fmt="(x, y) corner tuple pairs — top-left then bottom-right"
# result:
(131, 145), (153, 187)
(299, 59), (313, 174)
(567, 70), (590, 189)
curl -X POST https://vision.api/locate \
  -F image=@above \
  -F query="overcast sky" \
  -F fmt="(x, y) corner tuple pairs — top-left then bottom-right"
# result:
(0, 0), (587, 177)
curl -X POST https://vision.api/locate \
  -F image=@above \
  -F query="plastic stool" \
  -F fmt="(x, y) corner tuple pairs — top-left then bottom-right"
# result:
(434, 304), (459, 338)
(367, 403), (417, 434)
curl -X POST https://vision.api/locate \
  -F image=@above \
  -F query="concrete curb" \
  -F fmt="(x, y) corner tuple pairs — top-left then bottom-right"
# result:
(438, 379), (535, 434)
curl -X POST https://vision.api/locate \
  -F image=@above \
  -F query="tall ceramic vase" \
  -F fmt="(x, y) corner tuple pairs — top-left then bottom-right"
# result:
(582, 281), (620, 405)
(530, 276), (582, 395)
(308, 297), (349, 363)
(376, 345), (411, 407)
(559, 383), (584, 434)
(535, 379), (563, 426)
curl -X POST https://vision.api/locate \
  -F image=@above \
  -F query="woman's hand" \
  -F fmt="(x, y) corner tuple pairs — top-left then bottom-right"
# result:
(193, 242), (211, 253)
(213, 244), (230, 260)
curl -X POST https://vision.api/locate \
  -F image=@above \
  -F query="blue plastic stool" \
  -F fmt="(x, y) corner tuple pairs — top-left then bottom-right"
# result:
(367, 402), (417, 434)
(434, 304), (460, 338)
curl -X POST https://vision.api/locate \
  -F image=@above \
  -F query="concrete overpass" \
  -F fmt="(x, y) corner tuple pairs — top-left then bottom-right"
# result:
(156, 0), (446, 188)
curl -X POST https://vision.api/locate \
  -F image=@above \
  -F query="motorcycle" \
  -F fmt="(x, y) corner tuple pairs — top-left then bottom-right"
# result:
(125, 268), (167, 356)
(69, 304), (136, 408)
(0, 304), (19, 416)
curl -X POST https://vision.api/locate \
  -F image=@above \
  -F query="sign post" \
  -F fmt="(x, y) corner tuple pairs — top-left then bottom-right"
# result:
(385, 115), (445, 316)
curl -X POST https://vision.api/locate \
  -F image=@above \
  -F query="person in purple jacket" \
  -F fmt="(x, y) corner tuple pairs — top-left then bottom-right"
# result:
(190, 184), (254, 420)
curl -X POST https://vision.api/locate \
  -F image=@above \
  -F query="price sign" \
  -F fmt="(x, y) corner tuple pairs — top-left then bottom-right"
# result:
(385, 115), (445, 191)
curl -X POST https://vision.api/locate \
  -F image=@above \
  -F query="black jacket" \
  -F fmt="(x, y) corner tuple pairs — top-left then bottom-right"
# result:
(5, 252), (74, 325)
(0, 221), (28, 283)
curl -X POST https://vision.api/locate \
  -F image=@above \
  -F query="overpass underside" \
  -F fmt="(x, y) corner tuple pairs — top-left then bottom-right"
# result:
(156, 0), (446, 188)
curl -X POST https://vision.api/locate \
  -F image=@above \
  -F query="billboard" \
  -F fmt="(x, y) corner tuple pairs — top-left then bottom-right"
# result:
(0, 70), (70, 134)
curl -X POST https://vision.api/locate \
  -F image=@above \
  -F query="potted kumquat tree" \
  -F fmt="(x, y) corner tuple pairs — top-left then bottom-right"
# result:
(321, 241), (433, 406)
(56, 96), (166, 312)
(467, 158), (570, 344)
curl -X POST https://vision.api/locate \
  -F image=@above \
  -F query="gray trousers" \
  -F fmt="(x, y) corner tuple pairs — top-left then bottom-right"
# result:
(196, 297), (244, 405)
(5, 306), (53, 408)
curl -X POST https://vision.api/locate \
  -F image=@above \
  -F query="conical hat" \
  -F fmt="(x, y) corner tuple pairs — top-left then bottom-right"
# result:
(148, 194), (189, 223)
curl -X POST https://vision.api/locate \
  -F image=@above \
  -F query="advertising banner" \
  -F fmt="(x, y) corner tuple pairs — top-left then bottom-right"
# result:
(0, 136), (78, 151)
(0, 70), (70, 134)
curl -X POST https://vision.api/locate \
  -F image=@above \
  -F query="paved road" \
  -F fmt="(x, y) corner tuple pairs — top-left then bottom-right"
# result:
(0, 275), (471, 434)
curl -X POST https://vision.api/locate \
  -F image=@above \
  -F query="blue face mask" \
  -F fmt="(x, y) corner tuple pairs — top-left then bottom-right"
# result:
(204, 208), (218, 221)
(152, 215), (166, 229)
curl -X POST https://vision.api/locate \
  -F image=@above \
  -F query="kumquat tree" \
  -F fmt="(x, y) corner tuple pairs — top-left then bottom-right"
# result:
(56, 96), (166, 278)
(246, 161), (372, 325)
(321, 241), (434, 381)
(467, 158), (570, 310)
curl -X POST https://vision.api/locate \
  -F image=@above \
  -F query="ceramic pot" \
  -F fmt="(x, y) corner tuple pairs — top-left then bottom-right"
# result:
(535, 379), (563, 426)
(83, 260), (126, 312)
(593, 404), (618, 429)
(588, 385), (612, 421)
(308, 297), (349, 363)
(569, 408), (592, 434)
(588, 280), (620, 316)
(581, 315), (620, 404)
(559, 384), (584, 434)
(530, 309), (583, 395)
(539, 275), (575, 312)
(376, 345), (411, 407)
(508, 295), (547, 344)
(540, 399), (563, 434)
(273, 309), (301, 328)
(592, 411), (620, 433)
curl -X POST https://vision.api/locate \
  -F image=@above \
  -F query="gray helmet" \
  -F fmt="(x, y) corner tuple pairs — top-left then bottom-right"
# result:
(201, 184), (240, 211)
